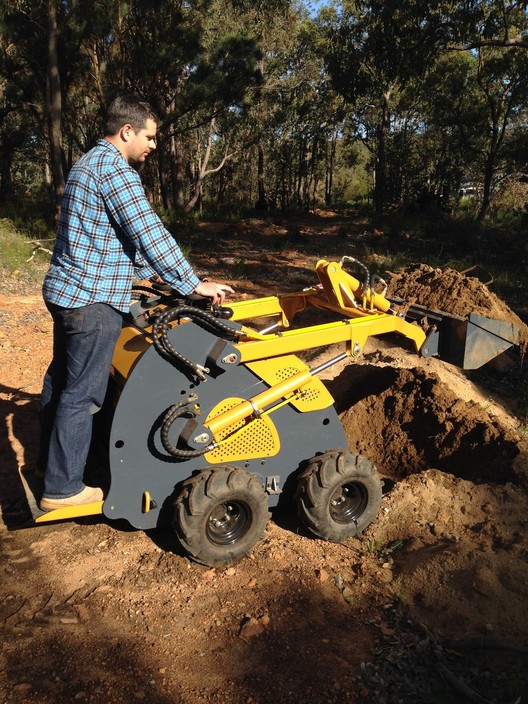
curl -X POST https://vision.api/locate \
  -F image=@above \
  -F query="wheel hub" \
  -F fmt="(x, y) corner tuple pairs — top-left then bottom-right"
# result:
(206, 500), (251, 546)
(330, 482), (368, 524)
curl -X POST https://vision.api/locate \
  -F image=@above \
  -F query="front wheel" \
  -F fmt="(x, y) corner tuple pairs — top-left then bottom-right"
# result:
(295, 450), (382, 542)
(173, 466), (271, 566)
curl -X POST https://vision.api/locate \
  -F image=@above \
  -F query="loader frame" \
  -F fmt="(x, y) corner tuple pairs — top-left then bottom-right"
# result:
(35, 256), (519, 566)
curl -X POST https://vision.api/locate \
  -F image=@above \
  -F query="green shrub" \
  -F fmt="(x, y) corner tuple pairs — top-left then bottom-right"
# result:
(0, 216), (51, 291)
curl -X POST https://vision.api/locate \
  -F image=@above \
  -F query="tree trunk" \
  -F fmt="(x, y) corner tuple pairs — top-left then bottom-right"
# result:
(47, 0), (65, 215)
(170, 133), (186, 211)
(374, 98), (388, 215)
(477, 149), (495, 222)
(0, 138), (14, 201)
(255, 143), (268, 211)
(325, 129), (336, 207)
(157, 139), (170, 211)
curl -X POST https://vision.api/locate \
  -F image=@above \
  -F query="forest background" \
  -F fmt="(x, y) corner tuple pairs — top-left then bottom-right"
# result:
(1, 0), (528, 297)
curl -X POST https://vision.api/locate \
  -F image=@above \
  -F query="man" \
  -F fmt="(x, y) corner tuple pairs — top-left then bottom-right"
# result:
(39, 94), (233, 511)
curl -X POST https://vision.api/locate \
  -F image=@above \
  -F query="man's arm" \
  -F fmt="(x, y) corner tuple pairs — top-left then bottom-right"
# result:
(103, 165), (199, 294)
(104, 165), (233, 303)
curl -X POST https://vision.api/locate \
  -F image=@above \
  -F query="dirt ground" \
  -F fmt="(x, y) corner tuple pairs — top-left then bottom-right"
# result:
(1, 217), (528, 704)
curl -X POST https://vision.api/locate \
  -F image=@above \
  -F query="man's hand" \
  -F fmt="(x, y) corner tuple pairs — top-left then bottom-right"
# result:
(194, 281), (234, 305)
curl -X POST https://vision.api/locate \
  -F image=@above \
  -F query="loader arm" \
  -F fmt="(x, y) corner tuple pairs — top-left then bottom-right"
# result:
(115, 256), (519, 386)
(223, 255), (427, 363)
(223, 257), (517, 370)
(233, 311), (426, 362)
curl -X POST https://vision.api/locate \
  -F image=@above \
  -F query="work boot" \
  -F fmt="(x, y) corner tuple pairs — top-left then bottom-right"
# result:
(40, 485), (104, 512)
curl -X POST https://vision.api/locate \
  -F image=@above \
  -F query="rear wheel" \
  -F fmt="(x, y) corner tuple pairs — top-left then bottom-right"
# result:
(296, 450), (382, 542)
(173, 466), (270, 566)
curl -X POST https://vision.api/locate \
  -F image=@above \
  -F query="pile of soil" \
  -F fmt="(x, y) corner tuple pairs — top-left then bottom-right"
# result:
(336, 365), (519, 483)
(386, 262), (528, 350)
(1, 230), (528, 704)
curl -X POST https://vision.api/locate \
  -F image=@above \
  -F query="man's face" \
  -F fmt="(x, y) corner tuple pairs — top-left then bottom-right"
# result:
(126, 118), (157, 165)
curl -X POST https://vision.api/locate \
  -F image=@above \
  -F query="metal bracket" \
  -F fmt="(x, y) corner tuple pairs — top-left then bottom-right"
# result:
(265, 475), (281, 494)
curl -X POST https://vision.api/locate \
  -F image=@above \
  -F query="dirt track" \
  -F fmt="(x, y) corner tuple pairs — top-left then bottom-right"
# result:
(2, 225), (528, 703)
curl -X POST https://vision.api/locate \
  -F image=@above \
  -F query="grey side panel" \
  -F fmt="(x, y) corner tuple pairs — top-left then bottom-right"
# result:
(105, 323), (347, 529)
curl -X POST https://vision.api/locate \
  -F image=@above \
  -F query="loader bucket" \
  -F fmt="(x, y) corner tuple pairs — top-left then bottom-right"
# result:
(409, 306), (519, 370)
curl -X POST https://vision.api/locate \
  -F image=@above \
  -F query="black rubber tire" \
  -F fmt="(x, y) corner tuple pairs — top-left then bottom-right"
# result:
(295, 449), (382, 542)
(173, 466), (271, 566)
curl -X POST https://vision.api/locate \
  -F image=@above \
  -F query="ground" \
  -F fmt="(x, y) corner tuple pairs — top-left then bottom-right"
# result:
(1, 215), (528, 704)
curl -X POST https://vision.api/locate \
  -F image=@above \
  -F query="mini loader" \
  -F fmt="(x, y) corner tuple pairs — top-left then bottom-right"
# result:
(36, 256), (519, 566)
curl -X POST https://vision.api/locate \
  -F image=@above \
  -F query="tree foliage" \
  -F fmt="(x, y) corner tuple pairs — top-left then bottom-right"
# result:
(1, 0), (528, 220)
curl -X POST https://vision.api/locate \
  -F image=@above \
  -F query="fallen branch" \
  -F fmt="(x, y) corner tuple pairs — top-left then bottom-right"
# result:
(31, 593), (53, 619)
(3, 598), (27, 623)
(27, 240), (53, 262)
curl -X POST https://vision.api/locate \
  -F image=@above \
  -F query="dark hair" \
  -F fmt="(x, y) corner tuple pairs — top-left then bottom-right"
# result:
(104, 95), (159, 136)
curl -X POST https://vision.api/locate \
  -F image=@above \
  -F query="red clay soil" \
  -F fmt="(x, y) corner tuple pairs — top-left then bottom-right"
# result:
(1, 227), (528, 704)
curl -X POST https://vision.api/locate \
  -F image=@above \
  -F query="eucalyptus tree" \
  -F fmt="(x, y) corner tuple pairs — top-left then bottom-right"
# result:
(0, 0), (288, 214)
(442, 1), (528, 218)
(422, 0), (528, 220)
(179, 0), (339, 213)
(221, 3), (347, 212)
(0, 0), (66, 202)
(198, 0), (328, 212)
(0, 0), (120, 206)
(321, 0), (452, 214)
(284, 14), (347, 209)
(472, 45), (528, 219)
(415, 51), (487, 209)
(448, 0), (528, 50)
(99, 0), (295, 213)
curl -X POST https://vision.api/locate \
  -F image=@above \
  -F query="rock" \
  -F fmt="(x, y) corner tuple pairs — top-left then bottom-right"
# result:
(378, 569), (393, 584)
(316, 568), (330, 583)
(239, 615), (269, 641)
(13, 683), (32, 692)
(342, 586), (355, 603)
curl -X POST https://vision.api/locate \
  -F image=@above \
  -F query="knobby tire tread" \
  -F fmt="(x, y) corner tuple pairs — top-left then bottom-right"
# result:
(296, 449), (382, 543)
(173, 466), (270, 566)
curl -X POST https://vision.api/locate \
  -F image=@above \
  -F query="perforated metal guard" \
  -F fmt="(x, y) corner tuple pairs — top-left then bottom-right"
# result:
(245, 357), (334, 412)
(272, 365), (323, 408)
(205, 397), (281, 463)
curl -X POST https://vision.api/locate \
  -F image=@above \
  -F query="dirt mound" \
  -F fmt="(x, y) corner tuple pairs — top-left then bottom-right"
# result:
(334, 365), (520, 484)
(321, 355), (528, 681)
(387, 263), (528, 350)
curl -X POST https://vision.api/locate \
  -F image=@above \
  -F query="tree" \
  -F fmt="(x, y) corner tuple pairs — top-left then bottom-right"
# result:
(448, 0), (528, 50)
(413, 52), (486, 208)
(472, 46), (528, 219)
(46, 0), (64, 205)
(322, 1), (451, 213)
(0, 0), (116, 206)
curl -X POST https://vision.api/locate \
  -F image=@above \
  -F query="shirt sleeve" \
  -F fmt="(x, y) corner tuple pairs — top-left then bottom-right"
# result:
(101, 163), (200, 295)
(133, 252), (157, 280)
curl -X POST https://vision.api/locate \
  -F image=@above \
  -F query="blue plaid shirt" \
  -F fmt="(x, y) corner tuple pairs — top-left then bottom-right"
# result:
(43, 140), (200, 313)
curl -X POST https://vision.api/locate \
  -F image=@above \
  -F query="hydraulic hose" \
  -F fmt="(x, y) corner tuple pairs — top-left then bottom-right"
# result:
(160, 395), (214, 458)
(152, 305), (239, 381)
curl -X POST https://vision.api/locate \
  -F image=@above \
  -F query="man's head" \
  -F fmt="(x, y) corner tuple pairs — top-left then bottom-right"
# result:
(104, 95), (159, 165)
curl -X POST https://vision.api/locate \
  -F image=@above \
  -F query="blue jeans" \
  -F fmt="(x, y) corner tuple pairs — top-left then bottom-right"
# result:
(39, 302), (123, 499)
